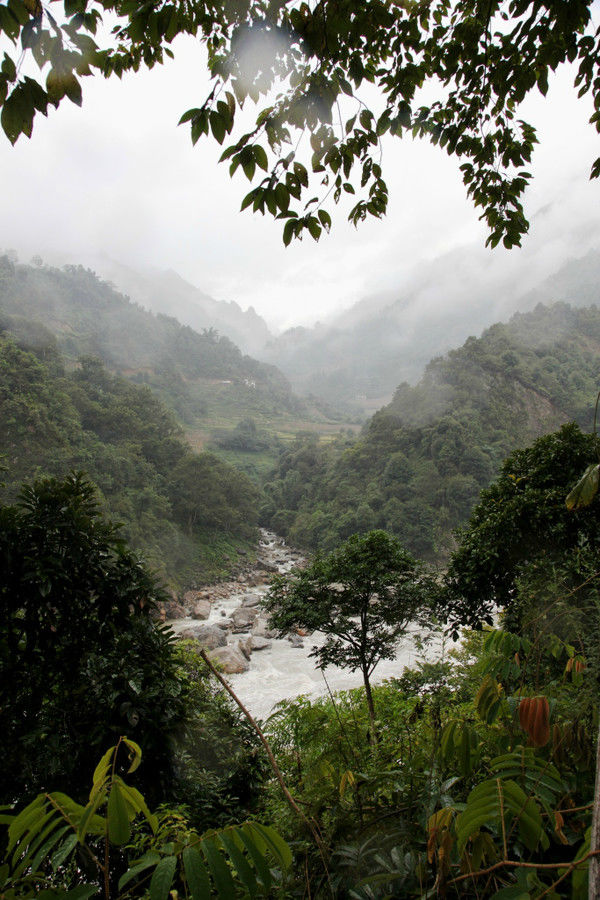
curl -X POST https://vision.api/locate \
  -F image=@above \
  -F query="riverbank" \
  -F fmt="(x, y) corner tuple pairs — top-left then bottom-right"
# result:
(166, 529), (442, 719)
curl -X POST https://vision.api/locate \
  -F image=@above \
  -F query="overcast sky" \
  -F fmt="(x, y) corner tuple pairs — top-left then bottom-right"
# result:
(1, 32), (599, 331)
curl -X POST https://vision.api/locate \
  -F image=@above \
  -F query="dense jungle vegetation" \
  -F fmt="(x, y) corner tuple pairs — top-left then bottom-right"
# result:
(0, 329), (259, 585)
(2, 422), (600, 898)
(261, 303), (600, 560)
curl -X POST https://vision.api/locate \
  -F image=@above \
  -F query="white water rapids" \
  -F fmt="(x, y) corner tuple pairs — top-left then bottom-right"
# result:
(169, 530), (441, 720)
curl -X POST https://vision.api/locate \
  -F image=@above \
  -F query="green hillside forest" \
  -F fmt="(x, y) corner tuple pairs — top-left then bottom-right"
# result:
(0, 329), (259, 586)
(0, 255), (351, 476)
(261, 302), (600, 558)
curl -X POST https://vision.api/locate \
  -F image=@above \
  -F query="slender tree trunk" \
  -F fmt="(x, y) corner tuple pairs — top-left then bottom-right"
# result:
(589, 719), (600, 899)
(362, 666), (377, 746)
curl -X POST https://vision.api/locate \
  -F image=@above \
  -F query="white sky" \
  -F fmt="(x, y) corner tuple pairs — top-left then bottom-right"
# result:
(1, 32), (599, 331)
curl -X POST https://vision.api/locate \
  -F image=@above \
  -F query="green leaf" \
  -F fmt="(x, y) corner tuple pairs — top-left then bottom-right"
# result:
(92, 747), (114, 789)
(359, 109), (373, 130)
(7, 796), (46, 853)
(283, 218), (296, 246)
(22, 824), (71, 878)
(116, 781), (157, 832)
(107, 783), (131, 846)
(209, 110), (226, 144)
(182, 846), (211, 899)
(1, 86), (34, 143)
(179, 107), (202, 125)
(254, 145), (268, 171)
(64, 887), (99, 899)
(51, 832), (78, 870)
(219, 832), (258, 897)
(307, 217), (322, 241)
(149, 855), (177, 900)
(275, 183), (289, 212)
(118, 852), (161, 892)
(122, 738), (142, 772)
(456, 778), (545, 855)
(191, 112), (207, 145)
(251, 823), (292, 870)
(241, 189), (257, 211)
(239, 826), (271, 891)
(242, 157), (256, 181)
(565, 464), (600, 509)
(77, 788), (107, 843)
(64, 73), (82, 107)
(317, 209), (331, 230)
(202, 837), (236, 897)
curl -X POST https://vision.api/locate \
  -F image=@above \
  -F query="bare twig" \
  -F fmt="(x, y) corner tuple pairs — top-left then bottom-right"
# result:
(199, 649), (335, 897)
(448, 848), (600, 887)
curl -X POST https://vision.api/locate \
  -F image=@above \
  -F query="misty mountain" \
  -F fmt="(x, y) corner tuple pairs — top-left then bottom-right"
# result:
(261, 301), (600, 560)
(0, 255), (302, 426)
(87, 257), (272, 358)
(262, 246), (600, 413)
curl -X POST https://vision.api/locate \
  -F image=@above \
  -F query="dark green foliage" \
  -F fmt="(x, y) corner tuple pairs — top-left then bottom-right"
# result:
(262, 303), (600, 560)
(261, 617), (597, 897)
(171, 643), (267, 831)
(0, 741), (291, 900)
(0, 333), (259, 584)
(0, 474), (187, 805)
(168, 453), (259, 539)
(443, 423), (600, 635)
(211, 417), (271, 453)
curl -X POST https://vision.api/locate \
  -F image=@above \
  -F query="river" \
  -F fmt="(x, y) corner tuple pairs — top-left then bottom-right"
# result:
(168, 529), (442, 720)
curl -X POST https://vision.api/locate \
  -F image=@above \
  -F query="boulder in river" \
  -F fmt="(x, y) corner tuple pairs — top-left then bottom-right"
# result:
(231, 607), (258, 632)
(191, 600), (211, 620)
(252, 618), (277, 639)
(209, 646), (249, 674)
(165, 600), (187, 620)
(238, 638), (252, 660)
(178, 624), (227, 650)
(257, 561), (279, 573)
(287, 634), (304, 648)
(241, 592), (262, 608)
(249, 635), (271, 651)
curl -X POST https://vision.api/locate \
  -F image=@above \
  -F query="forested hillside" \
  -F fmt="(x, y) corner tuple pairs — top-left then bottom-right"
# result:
(0, 254), (301, 420)
(0, 330), (259, 585)
(0, 255), (353, 473)
(261, 302), (600, 558)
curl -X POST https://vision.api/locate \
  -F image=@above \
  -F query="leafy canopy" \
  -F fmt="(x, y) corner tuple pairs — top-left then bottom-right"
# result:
(0, 472), (187, 804)
(1, 0), (599, 248)
(443, 423), (600, 636)
(263, 529), (432, 678)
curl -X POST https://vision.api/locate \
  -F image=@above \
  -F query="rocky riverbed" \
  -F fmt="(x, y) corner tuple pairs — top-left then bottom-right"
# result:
(165, 529), (440, 719)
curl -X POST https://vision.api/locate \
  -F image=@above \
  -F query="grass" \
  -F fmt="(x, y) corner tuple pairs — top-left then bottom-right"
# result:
(180, 378), (361, 480)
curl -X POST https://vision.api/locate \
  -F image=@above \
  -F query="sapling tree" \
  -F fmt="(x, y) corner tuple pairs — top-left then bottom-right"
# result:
(262, 530), (434, 737)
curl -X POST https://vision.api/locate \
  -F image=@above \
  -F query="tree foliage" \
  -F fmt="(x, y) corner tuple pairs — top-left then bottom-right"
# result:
(443, 422), (600, 635)
(0, 473), (187, 805)
(1, 1), (599, 247)
(0, 330), (260, 584)
(263, 529), (432, 730)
